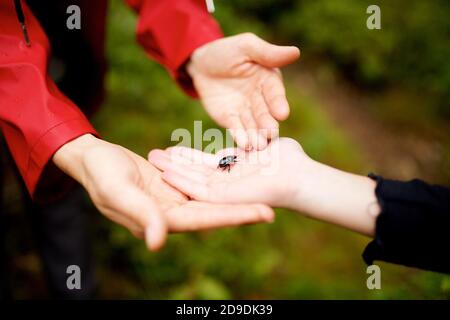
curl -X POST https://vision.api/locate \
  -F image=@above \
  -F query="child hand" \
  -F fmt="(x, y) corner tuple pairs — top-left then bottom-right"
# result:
(148, 138), (309, 209)
(149, 137), (380, 236)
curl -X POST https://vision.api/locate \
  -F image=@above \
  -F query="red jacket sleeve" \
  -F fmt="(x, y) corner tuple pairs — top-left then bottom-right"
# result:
(0, 1), (98, 196)
(126, 0), (223, 97)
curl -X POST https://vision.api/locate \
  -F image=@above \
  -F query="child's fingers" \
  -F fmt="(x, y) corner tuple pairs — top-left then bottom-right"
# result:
(148, 149), (175, 170)
(166, 146), (242, 168)
(149, 150), (208, 182)
(161, 171), (210, 200)
(165, 146), (217, 168)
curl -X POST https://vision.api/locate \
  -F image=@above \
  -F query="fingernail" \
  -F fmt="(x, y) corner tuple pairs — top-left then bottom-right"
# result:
(257, 135), (268, 150)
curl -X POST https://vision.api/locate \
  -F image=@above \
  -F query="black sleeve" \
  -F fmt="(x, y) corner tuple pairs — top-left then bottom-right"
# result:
(362, 174), (450, 274)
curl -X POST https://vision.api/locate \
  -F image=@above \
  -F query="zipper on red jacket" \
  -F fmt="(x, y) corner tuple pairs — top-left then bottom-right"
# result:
(13, 0), (31, 47)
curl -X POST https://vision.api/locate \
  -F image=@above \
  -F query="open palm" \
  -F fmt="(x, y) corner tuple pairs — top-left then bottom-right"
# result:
(148, 138), (307, 209)
(188, 33), (300, 150)
(125, 147), (275, 236)
(55, 135), (275, 251)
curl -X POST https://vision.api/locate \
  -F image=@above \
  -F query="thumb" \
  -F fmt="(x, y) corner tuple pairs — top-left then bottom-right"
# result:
(117, 185), (168, 251)
(144, 198), (167, 252)
(242, 33), (300, 68)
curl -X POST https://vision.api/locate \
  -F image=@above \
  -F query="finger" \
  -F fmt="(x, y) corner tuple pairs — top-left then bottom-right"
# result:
(145, 201), (167, 252)
(262, 73), (290, 121)
(167, 201), (275, 232)
(165, 146), (240, 166)
(242, 33), (300, 68)
(165, 146), (218, 168)
(149, 150), (208, 182)
(163, 164), (272, 205)
(148, 149), (174, 171)
(251, 90), (279, 140)
(165, 149), (216, 174)
(150, 148), (194, 167)
(240, 107), (268, 150)
(149, 149), (189, 170)
(161, 171), (210, 201)
(214, 147), (243, 159)
(112, 185), (168, 251)
(160, 146), (243, 171)
(226, 113), (251, 150)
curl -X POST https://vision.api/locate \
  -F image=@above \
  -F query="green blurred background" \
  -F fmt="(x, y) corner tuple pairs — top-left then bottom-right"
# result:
(4, 0), (450, 298)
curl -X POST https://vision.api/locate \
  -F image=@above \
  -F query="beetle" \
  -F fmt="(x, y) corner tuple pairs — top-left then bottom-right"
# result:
(217, 155), (238, 172)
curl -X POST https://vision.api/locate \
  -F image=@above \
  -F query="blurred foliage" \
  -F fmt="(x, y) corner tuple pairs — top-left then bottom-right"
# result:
(4, 0), (450, 299)
(222, 0), (450, 115)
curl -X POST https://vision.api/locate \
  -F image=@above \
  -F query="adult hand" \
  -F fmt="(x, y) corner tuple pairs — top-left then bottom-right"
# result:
(53, 134), (275, 251)
(188, 33), (300, 150)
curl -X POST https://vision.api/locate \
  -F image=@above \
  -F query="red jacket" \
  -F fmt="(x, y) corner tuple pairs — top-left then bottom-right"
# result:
(0, 0), (222, 198)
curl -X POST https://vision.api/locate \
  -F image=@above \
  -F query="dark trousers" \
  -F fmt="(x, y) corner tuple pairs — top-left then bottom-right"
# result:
(0, 141), (96, 299)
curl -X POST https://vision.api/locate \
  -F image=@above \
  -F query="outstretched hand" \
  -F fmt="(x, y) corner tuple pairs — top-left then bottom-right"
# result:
(148, 138), (308, 209)
(149, 137), (380, 237)
(53, 134), (275, 251)
(188, 33), (300, 150)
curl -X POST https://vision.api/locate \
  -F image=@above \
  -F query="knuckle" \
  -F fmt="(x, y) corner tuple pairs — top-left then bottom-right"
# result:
(241, 110), (254, 124)
(239, 33), (258, 48)
(255, 109), (269, 120)
(95, 182), (114, 204)
(242, 32), (256, 40)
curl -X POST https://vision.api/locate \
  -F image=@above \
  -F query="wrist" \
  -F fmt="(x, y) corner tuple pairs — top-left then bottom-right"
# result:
(288, 158), (326, 212)
(186, 57), (198, 81)
(289, 159), (380, 236)
(53, 134), (104, 186)
(186, 43), (209, 79)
